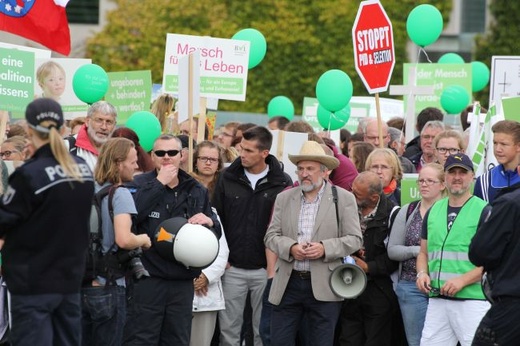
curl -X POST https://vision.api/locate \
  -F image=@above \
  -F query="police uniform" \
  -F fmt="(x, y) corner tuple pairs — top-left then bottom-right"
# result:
(0, 98), (95, 345)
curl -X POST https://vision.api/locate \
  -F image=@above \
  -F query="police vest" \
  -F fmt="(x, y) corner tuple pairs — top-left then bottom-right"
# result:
(427, 196), (487, 300)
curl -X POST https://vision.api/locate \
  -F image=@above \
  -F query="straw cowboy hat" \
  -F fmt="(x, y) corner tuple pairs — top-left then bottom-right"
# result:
(288, 141), (339, 170)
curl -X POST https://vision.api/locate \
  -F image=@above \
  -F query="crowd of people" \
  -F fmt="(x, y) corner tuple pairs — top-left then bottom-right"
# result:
(0, 97), (518, 345)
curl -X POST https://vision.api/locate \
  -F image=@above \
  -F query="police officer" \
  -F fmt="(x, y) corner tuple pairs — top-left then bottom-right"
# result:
(0, 98), (94, 345)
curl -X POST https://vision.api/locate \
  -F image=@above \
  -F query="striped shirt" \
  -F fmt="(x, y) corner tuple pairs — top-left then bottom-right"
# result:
(294, 182), (326, 271)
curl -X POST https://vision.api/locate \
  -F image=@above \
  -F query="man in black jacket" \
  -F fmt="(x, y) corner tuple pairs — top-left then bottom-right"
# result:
(124, 134), (221, 346)
(469, 182), (520, 345)
(339, 171), (402, 346)
(212, 126), (292, 346)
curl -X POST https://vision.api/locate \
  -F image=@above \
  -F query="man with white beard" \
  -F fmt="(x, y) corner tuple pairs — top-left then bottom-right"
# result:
(264, 141), (362, 346)
(66, 101), (117, 170)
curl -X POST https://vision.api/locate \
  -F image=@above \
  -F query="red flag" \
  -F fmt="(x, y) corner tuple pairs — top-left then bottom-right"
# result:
(0, 0), (71, 55)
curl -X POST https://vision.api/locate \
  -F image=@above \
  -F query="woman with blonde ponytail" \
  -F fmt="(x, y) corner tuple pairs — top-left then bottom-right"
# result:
(0, 98), (94, 345)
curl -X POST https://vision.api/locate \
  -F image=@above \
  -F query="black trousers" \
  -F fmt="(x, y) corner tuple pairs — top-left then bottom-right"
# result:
(338, 280), (401, 346)
(10, 293), (81, 346)
(123, 277), (194, 346)
(472, 298), (520, 345)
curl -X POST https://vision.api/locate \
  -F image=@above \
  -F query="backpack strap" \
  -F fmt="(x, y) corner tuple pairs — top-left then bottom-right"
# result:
(331, 185), (340, 231)
(406, 200), (421, 222)
(107, 185), (120, 221)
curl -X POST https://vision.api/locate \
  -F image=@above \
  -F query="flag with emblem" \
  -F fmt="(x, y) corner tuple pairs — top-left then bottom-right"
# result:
(0, 0), (71, 55)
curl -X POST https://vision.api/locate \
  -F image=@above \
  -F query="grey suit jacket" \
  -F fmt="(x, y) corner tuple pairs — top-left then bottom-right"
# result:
(264, 183), (363, 305)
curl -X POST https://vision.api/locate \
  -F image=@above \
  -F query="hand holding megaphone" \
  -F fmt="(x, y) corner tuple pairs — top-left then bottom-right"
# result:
(351, 254), (368, 273)
(329, 255), (368, 299)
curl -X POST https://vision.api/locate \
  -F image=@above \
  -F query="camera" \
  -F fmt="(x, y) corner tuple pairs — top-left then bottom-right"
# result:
(118, 247), (150, 280)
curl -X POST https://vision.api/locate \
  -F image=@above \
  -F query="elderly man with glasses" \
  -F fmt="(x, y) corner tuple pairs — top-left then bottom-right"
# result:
(65, 101), (117, 171)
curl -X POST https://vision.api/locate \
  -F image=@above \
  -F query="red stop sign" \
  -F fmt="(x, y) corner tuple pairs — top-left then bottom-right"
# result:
(352, 0), (395, 94)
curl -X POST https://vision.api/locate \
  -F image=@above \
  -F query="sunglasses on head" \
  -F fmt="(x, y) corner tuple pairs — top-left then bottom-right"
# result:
(154, 149), (180, 157)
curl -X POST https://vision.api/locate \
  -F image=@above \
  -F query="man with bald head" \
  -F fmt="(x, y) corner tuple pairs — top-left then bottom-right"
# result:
(363, 119), (390, 148)
(339, 171), (402, 346)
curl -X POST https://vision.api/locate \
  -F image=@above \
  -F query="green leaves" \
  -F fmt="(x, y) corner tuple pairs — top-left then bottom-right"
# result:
(86, 0), (452, 114)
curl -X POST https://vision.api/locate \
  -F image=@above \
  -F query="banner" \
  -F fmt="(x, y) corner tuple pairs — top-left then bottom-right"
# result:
(162, 34), (250, 101)
(34, 58), (91, 120)
(105, 70), (152, 124)
(0, 47), (34, 116)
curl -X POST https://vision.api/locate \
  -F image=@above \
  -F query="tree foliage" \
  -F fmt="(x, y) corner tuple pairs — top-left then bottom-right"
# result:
(474, 0), (520, 108)
(87, 0), (451, 114)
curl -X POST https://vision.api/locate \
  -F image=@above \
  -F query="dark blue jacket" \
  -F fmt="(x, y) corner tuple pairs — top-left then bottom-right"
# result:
(0, 144), (94, 294)
(470, 183), (520, 300)
(129, 169), (220, 280)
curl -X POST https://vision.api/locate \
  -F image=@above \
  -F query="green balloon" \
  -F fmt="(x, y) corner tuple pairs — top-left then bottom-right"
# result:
(72, 64), (109, 104)
(406, 4), (443, 47)
(267, 96), (294, 120)
(315, 69), (353, 112)
(440, 85), (470, 114)
(232, 28), (267, 69)
(471, 61), (490, 92)
(317, 104), (350, 131)
(438, 53), (464, 64)
(125, 111), (162, 152)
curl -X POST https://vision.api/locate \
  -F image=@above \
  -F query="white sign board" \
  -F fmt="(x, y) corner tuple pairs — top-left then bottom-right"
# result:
(162, 34), (250, 101)
(489, 56), (520, 113)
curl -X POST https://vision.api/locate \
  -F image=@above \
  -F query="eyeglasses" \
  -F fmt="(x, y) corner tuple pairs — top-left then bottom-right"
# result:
(154, 149), (180, 157)
(369, 165), (391, 172)
(416, 179), (441, 186)
(91, 117), (116, 127)
(198, 156), (219, 164)
(0, 150), (19, 158)
(436, 147), (461, 155)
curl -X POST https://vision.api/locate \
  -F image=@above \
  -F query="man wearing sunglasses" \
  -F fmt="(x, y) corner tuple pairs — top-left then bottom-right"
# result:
(124, 134), (221, 345)
(416, 154), (491, 346)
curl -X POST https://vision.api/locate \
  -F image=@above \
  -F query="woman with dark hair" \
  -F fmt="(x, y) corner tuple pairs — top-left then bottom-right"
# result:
(112, 127), (155, 174)
(350, 142), (375, 173)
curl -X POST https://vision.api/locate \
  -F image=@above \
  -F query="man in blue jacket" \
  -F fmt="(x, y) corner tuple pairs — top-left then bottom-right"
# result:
(124, 134), (221, 346)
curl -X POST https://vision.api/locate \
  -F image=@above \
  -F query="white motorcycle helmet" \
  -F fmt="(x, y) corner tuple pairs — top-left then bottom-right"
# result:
(154, 217), (219, 270)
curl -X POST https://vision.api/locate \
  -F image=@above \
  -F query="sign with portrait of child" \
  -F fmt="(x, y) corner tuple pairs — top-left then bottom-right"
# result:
(34, 58), (92, 120)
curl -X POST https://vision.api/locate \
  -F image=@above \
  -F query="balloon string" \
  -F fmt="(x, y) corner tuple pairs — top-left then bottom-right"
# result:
(419, 47), (433, 63)
(327, 112), (332, 132)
